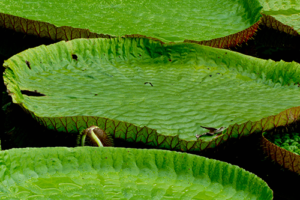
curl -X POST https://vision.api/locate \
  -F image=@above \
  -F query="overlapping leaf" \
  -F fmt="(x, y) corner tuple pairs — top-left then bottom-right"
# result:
(3, 37), (300, 151)
(0, 147), (273, 199)
(260, 0), (300, 35)
(0, 0), (262, 48)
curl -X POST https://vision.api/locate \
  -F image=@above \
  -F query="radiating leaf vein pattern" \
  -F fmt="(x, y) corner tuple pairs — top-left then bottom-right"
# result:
(0, 147), (273, 199)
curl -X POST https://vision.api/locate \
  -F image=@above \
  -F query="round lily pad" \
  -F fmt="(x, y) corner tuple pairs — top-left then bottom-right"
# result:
(0, 0), (262, 44)
(3, 37), (300, 151)
(0, 147), (273, 199)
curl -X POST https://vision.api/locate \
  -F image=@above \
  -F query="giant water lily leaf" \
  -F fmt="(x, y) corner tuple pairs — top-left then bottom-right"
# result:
(260, 0), (300, 35)
(0, 147), (272, 199)
(261, 124), (300, 175)
(0, 0), (262, 48)
(3, 37), (300, 151)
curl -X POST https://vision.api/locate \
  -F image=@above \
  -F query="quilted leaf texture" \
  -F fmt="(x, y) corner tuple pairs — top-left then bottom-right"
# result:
(0, 147), (273, 199)
(260, 0), (300, 35)
(0, 0), (263, 47)
(3, 37), (300, 151)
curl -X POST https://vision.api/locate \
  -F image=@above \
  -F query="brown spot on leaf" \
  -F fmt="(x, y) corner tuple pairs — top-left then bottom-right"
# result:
(72, 54), (78, 61)
(25, 61), (31, 69)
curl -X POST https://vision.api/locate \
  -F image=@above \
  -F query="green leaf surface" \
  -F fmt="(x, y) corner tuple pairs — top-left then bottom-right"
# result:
(0, 147), (272, 199)
(260, 0), (300, 34)
(3, 37), (300, 151)
(0, 0), (262, 43)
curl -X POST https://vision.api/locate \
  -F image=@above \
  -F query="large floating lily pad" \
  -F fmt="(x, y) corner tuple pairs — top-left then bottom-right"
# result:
(3, 37), (300, 151)
(0, 0), (262, 46)
(0, 147), (272, 199)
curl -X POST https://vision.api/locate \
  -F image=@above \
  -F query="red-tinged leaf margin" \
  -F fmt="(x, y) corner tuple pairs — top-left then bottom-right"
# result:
(261, 112), (300, 174)
(0, 13), (114, 41)
(184, 19), (261, 49)
(260, 13), (300, 37)
(261, 136), (300, 174)
(0, 12), (260, 49)
(19, 103), (300, 152)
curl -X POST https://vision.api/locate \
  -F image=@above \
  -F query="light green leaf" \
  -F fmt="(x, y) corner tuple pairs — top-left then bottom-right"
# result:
(3, 37), (300, 151)
(0, 0), (262, 44)
(0, 147), (273, 199)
